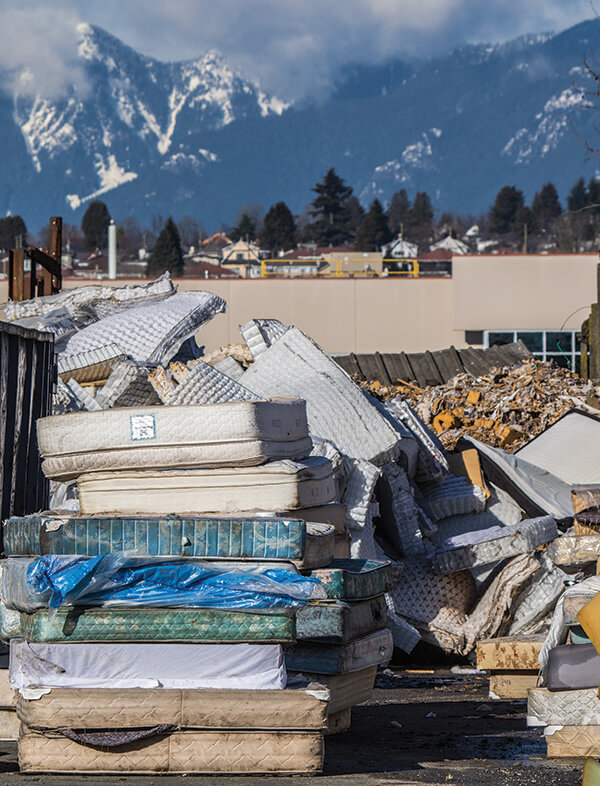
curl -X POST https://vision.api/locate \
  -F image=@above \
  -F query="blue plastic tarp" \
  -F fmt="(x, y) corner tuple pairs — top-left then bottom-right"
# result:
(14, 554), (324, 614)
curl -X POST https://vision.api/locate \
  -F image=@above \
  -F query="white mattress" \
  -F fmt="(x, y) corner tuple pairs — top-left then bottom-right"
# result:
(61, 291), (226, 366)
(516, 411), (600, 485)
(528, 687), (600, 727)
(240, 328), (401, 466)
(10, 641), (286, 693)
(39, 399), (313, 480)
(164, 360), (256, 406)
(77, 458), (336, 516)
(240, 319), (289, 359)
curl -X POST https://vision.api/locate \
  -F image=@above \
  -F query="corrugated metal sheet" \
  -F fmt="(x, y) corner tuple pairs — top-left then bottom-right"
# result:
(335, 341), (531, 386)
(0, 322), (54, 535)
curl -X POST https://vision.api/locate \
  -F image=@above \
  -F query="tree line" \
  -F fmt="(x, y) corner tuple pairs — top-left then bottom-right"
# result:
(3, 170), (600, 278)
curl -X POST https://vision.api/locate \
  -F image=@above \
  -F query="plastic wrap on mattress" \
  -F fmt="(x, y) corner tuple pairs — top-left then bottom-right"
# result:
(1, 555), (323, 613)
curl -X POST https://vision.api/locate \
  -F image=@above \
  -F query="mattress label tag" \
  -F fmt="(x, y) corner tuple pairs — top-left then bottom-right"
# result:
(130, 414), (156, 441)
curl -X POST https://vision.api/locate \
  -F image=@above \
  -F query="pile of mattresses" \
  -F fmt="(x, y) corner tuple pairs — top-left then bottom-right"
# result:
(1, 397), (393, 773)
(287, 559), (395, 734)
(8, 281), (577, 659)
(476, 635), (545, 700)
(527, 487), (600, 758)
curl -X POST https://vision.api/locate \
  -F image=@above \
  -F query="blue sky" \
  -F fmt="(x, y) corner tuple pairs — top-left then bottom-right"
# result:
(0, 0), (595, 99)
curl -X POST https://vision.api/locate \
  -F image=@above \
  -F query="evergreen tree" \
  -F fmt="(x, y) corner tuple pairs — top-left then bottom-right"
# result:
(408, 191), (434, 245)
(308, 168), (354, 246)
(81, 200), (111, 251)
(354, 199), (392, 251)
(0, 215), (27, 250)
(512, 206), (533, 242)
(588, 178), (600, 217)
(147, 217), (183, 277)
(388, 189), (411, 236)
(489, 186), (524, 235)
(230, 213), (257, 242)
(346, 196), (365, 237)
(259, 202), (297, 253)
(567, 178), (588, 213)
(531, 182), (562, 232)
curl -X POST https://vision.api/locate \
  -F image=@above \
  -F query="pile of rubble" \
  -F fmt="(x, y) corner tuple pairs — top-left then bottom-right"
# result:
(357, 360), (600, 452)
(3, 276), (598, 667)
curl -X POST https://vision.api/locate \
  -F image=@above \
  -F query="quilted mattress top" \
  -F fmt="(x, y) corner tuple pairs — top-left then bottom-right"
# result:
(38, 399), (309, 457)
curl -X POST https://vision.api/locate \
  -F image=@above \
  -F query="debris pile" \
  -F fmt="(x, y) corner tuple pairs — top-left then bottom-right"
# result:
(6, 275), (600, 768)
(357, 360), (599, 451)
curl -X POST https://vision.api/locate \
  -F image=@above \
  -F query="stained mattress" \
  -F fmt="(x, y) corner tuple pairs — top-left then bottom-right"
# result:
(288, 666), (376, 715)
(76, 458), (336, 516)
(544, 725), (600, 758)
(285, 629), (393, 674)
(304, 560), (393, 600)
(10, 641), (286, 691)
(7, 607), (295, 644)
(3, 515), (328, 567)
(18, 728), (324, 774)
(16, 685), (328, 730)
(528, 687), (600, 727)
(431, 516), (558, 575)
(38, 399), (312, 480)
(547, 535), (600, 567)
(296, 596), (387, 643)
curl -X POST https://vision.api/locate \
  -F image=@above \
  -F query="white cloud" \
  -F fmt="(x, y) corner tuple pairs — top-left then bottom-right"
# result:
(0, 6), (88, 98)
(0, 0), (594, 100)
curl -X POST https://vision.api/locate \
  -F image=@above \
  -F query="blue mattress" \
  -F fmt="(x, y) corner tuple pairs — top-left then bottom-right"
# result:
(3, 515), (306, 560)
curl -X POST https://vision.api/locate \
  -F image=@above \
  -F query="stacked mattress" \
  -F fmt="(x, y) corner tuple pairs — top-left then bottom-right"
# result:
(6, 399), (352, 774)
(532, 574), (600, 757)
(289, 559), (395, 733)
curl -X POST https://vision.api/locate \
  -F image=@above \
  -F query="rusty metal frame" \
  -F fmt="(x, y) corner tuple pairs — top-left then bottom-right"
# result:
(8, 216), (62, 301)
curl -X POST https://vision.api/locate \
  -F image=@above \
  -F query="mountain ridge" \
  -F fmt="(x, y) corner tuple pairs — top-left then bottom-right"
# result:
(1, 19), (599, 230)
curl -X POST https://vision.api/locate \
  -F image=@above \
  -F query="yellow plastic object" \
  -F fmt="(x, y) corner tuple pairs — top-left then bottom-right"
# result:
(577, 593), (600, 655)
(583, 757), (600, 786)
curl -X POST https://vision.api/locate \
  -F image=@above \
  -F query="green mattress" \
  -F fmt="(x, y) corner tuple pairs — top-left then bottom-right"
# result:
(11, 607), (295, 644)
(304, 560), (393, 600)
(3, 515), (306, 560)
(295, 596), (387, 643)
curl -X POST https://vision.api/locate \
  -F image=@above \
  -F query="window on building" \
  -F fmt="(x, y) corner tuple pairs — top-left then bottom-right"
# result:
(484, 330), (581, 374)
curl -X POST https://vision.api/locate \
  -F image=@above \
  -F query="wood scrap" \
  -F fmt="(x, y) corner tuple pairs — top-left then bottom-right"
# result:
(357, 359), (599, 452)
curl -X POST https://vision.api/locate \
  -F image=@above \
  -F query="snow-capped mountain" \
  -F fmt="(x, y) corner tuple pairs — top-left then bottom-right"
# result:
(1, 20), (600, 229)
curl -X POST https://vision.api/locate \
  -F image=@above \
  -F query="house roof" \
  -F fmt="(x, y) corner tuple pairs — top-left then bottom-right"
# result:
(182, 261), (239, 278)
(419, 248), (452, 261)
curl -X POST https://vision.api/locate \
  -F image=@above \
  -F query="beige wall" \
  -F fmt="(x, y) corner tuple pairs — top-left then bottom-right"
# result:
(453, 254), (598, 332)
(1, 252), (597, 354)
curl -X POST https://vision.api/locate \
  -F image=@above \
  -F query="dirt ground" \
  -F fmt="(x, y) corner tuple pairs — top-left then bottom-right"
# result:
(0, 669), (584, 785)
